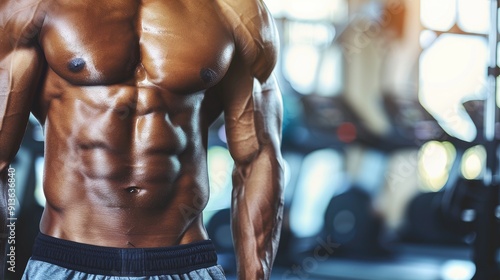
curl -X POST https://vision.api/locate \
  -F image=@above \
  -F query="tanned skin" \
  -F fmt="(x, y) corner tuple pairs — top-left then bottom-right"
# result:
(0, 0), (284, 279)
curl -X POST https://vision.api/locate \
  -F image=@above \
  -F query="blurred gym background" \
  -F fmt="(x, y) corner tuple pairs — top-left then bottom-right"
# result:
(6, 0), (500, 279)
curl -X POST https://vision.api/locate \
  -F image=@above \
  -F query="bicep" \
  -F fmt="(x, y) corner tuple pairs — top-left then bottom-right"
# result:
(219, 1), (282, 164)
(222, 61), (283, 164)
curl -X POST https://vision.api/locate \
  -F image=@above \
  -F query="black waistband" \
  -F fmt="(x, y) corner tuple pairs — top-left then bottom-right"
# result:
(31, 233), (218, 276)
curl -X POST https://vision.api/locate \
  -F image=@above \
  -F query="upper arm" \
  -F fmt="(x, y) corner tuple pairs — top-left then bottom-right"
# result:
(0, 0), (45, 171)
(222, 65), (282, 165)
(216, 0), (282, 164)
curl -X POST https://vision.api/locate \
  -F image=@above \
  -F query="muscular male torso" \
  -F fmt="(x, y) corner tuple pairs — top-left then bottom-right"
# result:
(1, 0), (277, 248)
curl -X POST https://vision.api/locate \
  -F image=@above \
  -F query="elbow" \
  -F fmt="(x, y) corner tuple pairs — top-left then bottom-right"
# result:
(0, 146), (19, 174)
(0, 153), (15, 174)
(0, 159), (9, 174)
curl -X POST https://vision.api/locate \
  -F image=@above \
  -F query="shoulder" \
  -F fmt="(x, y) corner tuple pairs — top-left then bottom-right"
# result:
(0, 0), (46, 51)
(214, 0), (279, 82)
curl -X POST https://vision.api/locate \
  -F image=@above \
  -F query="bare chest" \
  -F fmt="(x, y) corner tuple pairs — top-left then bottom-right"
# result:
(39, 0), (234, 91)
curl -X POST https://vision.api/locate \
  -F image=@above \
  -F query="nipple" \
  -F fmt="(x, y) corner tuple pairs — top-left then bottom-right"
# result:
(200, 68), (217, 85)
(67, 58), (86, 72)
(126, 186), (141, 194)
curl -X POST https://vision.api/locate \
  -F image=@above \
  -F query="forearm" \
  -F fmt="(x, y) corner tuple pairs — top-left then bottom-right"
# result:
(231, 146), (284, 280)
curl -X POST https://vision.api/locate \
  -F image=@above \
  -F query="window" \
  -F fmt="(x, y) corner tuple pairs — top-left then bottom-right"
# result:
(419, 0), (490, 142)
(268, 0), (347, 96)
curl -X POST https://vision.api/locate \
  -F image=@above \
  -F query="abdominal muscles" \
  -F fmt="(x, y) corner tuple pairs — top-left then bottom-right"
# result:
(40, 84), (210, 243)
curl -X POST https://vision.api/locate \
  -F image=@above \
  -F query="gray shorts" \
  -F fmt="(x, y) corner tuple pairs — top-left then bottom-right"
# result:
(22, 233), (226, 280)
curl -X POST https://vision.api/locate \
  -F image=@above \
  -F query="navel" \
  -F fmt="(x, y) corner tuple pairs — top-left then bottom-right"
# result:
(67, 58), (86, 73)
(200, 68), (217, 85)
